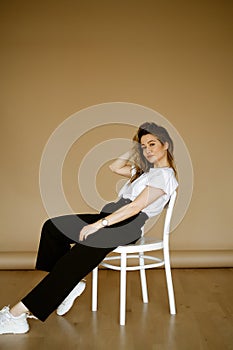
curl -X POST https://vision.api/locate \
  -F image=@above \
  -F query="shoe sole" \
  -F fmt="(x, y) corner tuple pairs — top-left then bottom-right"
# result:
(56, 283), (86, 316)
(0, 325), (29, 334)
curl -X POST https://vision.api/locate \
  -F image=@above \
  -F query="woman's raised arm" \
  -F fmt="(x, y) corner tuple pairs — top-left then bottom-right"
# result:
(109, 149), (135, 178)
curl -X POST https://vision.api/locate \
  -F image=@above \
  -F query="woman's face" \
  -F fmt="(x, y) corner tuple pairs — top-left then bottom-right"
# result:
(140, 134), (168, 166)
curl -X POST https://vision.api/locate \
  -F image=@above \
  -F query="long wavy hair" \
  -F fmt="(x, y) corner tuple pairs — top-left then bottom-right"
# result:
(130, 122), (177, 182)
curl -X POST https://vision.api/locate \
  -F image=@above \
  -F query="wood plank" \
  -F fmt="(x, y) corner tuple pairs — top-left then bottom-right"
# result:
(0, 269), (232, 349)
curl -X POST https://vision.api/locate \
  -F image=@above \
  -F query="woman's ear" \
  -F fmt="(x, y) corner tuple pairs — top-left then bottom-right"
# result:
(164, 142), (169, 150)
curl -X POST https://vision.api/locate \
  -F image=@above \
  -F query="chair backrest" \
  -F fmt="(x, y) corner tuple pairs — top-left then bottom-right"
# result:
(163, 190), (177, 236)
(140, 190), (177, 239)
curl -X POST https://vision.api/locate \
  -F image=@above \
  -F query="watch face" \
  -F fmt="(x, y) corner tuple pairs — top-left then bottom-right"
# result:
(102, 219), (108, 227)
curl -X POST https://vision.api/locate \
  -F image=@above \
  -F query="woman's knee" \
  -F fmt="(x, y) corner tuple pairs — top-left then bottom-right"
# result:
(41, 218), (53, 234)
(41, 216), (77, 245)
(41, 218), (61, 241)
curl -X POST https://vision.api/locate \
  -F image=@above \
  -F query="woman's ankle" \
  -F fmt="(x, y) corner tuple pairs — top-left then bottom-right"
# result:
(10, 302), (29, 317)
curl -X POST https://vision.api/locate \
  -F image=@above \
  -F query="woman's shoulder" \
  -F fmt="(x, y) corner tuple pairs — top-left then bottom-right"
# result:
(148, 167), (175, 176)
(148, 167), (178, 184)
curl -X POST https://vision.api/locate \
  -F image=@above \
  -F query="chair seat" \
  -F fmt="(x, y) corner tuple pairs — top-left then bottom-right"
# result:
(100, 237), (165, 271)
(113, 236), (164, 253)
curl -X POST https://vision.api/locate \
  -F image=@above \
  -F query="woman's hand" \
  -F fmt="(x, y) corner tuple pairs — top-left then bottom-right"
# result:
(79, 222), (101, 241)
(109, 148), (135, 178)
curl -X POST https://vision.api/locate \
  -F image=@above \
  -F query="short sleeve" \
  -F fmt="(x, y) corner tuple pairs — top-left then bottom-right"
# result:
(145, 168), (178, 196)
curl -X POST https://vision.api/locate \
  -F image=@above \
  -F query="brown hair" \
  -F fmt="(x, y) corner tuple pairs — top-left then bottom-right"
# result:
(130, 122), (177, 182)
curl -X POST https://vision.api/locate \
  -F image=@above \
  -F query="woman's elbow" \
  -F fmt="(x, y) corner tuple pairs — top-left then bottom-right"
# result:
(109, 164), (115, 172)
(109, 164), (120, 174)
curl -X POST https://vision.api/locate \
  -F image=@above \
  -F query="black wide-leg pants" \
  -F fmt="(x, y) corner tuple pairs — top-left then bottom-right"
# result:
(21, 200), (148, 322)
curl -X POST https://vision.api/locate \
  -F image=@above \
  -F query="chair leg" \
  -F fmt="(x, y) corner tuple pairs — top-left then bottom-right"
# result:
(120, 252), (127, 325)
(139, 252), (148, 303)
(164, 248), (176, 315)
(92, 266), (98, 312)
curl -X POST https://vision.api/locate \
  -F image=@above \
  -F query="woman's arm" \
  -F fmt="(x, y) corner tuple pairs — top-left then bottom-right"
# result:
(109, 149), (135, 178)
(79, 186), (165, 241)
(103, 186), (165, 226)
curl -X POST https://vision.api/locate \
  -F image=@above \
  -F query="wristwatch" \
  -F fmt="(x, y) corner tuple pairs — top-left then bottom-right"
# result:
(101, 218), (109, 227)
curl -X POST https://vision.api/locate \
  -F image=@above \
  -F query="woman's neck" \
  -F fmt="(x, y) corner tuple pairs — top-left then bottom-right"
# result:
(153, 158), (170, 168)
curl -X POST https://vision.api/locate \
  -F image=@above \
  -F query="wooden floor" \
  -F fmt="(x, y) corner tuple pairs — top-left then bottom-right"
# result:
(0, 268), (233, 350)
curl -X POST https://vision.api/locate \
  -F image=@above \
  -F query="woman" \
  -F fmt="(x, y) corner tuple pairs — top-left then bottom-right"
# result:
(0, 122), (178, 334)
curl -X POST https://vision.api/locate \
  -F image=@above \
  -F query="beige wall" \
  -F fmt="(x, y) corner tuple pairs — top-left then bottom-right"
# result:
(1, 0), (233, 268)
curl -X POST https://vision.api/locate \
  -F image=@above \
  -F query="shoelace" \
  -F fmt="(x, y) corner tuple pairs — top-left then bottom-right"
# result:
(0, 306), (37, 322)
(0, 314), (9, 325)
(0, 307), (15, 325)
(0, 306), (9, 314)
(26, 313), (38, 320)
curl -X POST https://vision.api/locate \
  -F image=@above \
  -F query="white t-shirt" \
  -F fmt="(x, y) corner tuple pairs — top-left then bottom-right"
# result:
(118, 167), (178, 218)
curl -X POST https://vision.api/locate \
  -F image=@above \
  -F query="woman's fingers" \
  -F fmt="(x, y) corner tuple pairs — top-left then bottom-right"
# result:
(79, 224), (98, 241)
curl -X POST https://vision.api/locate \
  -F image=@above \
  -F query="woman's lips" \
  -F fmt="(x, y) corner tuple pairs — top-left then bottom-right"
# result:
(146, 155), (154, 162)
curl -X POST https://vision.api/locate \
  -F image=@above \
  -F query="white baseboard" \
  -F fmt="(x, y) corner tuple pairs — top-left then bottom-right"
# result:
(0, 250), (233, 269)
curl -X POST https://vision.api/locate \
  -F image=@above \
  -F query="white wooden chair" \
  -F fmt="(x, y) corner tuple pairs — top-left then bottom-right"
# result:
(92, 190), (177, 325)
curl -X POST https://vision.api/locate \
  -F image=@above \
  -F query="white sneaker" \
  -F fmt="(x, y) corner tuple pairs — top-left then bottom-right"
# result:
(0, 306), (29, 334)
(56, 280), (86, 316)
